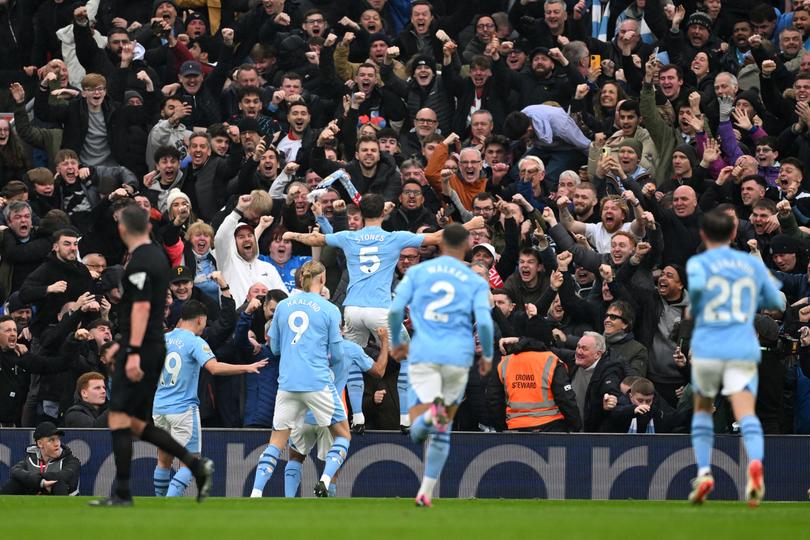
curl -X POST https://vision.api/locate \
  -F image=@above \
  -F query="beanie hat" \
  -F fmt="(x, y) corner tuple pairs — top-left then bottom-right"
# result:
(673, 143), (698, 169)
(411, 54), (436, 74)
(166, 188), (191, 209)
(687, 12), (712, 30)
(124, 90), (144, 103)
(620, 138), (643, 159)
(770, 234), (801, 255)
(367, 32), (390, 46)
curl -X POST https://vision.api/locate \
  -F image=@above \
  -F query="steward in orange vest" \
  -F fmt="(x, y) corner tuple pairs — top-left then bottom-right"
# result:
(487, 338), (581, 432)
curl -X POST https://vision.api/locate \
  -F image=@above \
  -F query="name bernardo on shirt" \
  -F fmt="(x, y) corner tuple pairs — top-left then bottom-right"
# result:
(708, 259), (753, 275)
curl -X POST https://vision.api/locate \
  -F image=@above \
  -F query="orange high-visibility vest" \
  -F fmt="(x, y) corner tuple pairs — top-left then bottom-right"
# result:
(497, 351), (565, 429)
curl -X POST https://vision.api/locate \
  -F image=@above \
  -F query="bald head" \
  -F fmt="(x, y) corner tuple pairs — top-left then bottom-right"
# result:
(672, 185), (697, 217)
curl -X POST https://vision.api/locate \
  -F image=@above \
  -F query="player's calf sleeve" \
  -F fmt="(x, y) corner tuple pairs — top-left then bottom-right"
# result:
(251, 444), (282, 497)
(140, 424), (196, 470)
(112, 428), (133, 499)
(397, 359), (410, 426)
(410, 415), (431, 444)
(347, 364), (365, 424)
(153, 466), (172, 496)
(284, 461), (303, 498)
(424, 427), (451, 482)
(740, 415), (764, 462)
(691, 411), (714, 474)
(167, 466), (193, 497)
(321, 436), (350, 486)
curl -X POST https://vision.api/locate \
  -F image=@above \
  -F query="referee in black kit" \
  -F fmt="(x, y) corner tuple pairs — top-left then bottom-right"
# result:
(90, 205), (213, 506)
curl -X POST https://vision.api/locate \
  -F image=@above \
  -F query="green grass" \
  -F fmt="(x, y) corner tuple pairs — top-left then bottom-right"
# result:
(2, 497), (809, 538)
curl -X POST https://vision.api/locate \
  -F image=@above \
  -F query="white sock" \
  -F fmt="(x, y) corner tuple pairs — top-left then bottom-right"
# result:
(250, 488), (263, 498)
(319, 474), (331, 488)
(698, 466), (712, 477)
(352, 413), (366, 425)
(400, 414), (411, 426)
(417, 477), (437, 498)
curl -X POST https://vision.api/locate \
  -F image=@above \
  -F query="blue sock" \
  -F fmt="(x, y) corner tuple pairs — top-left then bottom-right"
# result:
(691, 411), (714, 473)
(424, 426), (452, 481)
(166, 466), (192, 497)
(153, 466), (171, 496)
(410, 415), (431, 444)
(740, 415), (764, 462)
(252, 444), (282, 496)
(397, 359), (410, 417)
(328, 483), (337, 497)
(321, 437), (350, 484)
(347, 363), (365, 420)
(284, 460), (302, 498)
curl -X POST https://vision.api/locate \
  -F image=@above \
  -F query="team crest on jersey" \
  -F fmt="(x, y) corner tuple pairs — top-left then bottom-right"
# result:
(203, 344), (211, 353)
(129, 272), (147, 290)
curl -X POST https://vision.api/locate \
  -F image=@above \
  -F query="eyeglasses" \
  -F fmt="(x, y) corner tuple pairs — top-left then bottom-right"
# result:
(414, 118), (437, 124)
(399, 254), (419, 261)
(305, 18), (324, 24)
(473, 205), (494, 213)
(476, 23), (495, 29)
(460, 160), (482, 166)
(605, 313), (627, 323)
(402, 189), (422, 196)
(83, 86), (106, 94)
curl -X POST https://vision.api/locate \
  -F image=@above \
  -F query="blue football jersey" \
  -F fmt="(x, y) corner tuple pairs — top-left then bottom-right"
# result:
(391, 255), (493, 367)
(303, 340), (375, 425)
(270, 292), (343, 391)
(153, 328), (215, 414)
(687, 246), (785, 362)
(325, 227), (424, 308)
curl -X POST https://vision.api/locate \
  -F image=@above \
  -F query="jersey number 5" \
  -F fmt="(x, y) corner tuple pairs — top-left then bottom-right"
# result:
(703, 276), (756, 323)
(359, 246), (381, 274)
(288, 310), (310, 344)
(424, 281), (455, 323)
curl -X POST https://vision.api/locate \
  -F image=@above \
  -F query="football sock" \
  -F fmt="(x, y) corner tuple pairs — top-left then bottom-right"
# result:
(740, 415), (764, 462)
(398, 359), (410, 425)
(691, 411), (714, 476)
(112, 428), (133, 500)
(321, 437), (350, 487)
(251, 444), (282, 497)
(140, 424), (197, 471)
(284, 461), (302, 498)
(153, 466), (171, 497)
(410, 415), (431, 444)
(166, 466), (193, 497)
(347, 363), (365, 424)
(328, 483), (337, 497)
(418, 425), (452, 498)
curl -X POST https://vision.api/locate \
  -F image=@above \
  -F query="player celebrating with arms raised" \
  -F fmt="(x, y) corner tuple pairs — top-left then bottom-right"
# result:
(686, 210), (785, 507)
(250, 261), (350, 498)
(388, 223), (494, 507)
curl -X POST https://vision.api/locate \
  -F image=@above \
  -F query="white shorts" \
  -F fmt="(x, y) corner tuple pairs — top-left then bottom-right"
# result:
(273, 385), (346, 430)
(290, 423), (334, 461)
(153, 405), (201, 453)
(408, 363), (470, 408)
(343, 305), (409, 347)
(691, 359), (759, 398)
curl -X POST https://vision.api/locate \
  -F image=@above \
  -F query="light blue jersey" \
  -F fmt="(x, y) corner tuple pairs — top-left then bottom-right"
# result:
(687, 246), (785, 363)
(270, 292), (343, 392)
(325, 227), (424, 308)
(389, 255), (494, 367)
(153, 328), (215, 414)
(303, 340), (375, 425)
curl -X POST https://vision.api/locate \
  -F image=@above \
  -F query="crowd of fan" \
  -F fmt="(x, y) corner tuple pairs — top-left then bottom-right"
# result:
(3, 0), (810, 435)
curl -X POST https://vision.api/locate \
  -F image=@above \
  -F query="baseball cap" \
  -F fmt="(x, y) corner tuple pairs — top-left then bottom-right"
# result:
(234, 222), (254, 236)
(179, 60), (203, 77)
(238, 117), (261, 134)
(472, 243), (496, 259)
(33, 421), (64, 441)
(170, 265), (194, 283)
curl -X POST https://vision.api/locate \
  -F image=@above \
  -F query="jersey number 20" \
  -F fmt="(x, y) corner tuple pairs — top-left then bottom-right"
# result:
(424, 281), (455, 323)
(703, 276), (756, 323)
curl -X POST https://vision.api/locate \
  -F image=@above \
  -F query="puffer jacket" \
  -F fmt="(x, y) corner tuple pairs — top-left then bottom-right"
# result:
(5, 444), (80, 495)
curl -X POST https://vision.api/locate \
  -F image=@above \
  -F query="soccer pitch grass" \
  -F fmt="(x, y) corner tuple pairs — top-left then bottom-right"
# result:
(2, 497), (810, 539)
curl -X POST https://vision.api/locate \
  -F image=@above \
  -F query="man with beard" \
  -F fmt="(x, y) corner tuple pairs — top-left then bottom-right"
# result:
(215, 194), (285, 305)
(571, 182), (600, 223)
(558, 192), (644, 254)
(500, 46), (585, 109)
(276, 102), (316, 165)
(229, 87), (280, 138)
(383, 179), (438, 232)
(182, 133), (242, 222)
(19, 228), (95, 338)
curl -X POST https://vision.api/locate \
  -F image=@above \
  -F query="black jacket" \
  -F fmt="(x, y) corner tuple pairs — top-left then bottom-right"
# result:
(2, 444), (80, 495)
(0, 347), (70, 424)
(64, 399), (109, 428)
(19, 253), (96, 338)
(566, 350), (624, 432)
(486, 338), (582, 432)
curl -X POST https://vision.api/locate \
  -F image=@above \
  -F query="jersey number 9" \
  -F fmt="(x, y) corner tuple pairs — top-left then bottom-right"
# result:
(288, 310), (310, 344)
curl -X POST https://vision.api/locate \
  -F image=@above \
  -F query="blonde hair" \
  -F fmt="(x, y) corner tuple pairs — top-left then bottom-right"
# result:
(248, 189), (273, 216)
(185, 220), (215, 247)
(82, 73), (106, 90)
(299, 260), (325, 291)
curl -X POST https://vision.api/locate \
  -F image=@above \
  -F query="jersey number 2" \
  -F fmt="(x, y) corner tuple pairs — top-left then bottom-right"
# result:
(703, 276), (756, 322)
(424, 281), (455, 323)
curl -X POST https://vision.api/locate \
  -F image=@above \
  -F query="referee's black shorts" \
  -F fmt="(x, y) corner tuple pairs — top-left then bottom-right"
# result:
(109, 342), (166, 421)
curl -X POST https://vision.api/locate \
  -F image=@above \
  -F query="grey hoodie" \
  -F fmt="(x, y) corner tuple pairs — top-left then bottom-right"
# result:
(648, 292), (690, 384)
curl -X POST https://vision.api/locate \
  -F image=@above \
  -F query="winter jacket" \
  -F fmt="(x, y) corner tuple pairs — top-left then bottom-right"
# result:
(0, 347), (70, 424)
(380, 63), (454, 136)
(234, 310), (279, 428)
(605, 331), (648, 377)
(2, 444), (80, 495)
(63, 399), (109, 428)
(566, 350), (624, 432)
(181, 152), (242, 222)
